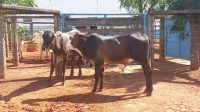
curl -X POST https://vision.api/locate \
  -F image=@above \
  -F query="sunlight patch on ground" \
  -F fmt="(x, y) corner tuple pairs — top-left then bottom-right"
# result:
(167, 58), (190, 65)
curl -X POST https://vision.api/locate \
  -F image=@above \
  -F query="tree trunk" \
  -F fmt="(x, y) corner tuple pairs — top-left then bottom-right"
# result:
(189, 14), (199, 70)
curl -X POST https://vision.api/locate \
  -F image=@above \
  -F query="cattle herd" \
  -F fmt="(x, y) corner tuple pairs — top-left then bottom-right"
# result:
(41, 29), (153, 96)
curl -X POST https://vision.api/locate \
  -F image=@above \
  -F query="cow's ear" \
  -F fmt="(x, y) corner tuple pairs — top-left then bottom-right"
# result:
(52, 33), (57, 39)
(79, 35), (87, 39)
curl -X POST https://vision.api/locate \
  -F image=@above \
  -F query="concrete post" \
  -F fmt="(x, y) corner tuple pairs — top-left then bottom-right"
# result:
(0, 15), (6, 79)
(11, 18), (19, 66)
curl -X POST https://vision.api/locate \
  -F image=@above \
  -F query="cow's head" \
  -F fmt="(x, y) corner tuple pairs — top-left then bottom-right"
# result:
(42, 30), (55, 51)
(70, 32), (87, 49)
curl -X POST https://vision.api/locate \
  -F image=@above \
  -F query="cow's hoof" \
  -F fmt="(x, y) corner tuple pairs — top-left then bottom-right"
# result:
(91, 89), (97, 93)
(90, 91), (95, 94)
(142, 90), (152, 96)
(146, 93), (152, 96)
(97, 88), (102, 92)
(61, 82), (65, 86)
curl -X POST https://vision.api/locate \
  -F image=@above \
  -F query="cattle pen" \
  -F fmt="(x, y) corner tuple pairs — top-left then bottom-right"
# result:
(147, 9), (200, 70)
(0, 4), (60, 79)
(0, 5), (200, 112)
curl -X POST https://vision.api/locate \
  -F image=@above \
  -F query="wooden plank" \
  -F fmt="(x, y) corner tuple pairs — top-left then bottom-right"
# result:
(5, 16), (54, 19)
(65, 17), (142, 26)
(65, 28), (143, 35)
(17, 21), (54, 24)
(1, 4), (60, 14)
(148, 9), (200, 15)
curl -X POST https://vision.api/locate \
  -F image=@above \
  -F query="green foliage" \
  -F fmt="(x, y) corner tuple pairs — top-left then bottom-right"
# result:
(17, 26), (29, 38)
(168, 0), (200, 40)
(2, 0), (38, 7)
(119, 0), (168, 13)
(168, 0), (200, 10)
(170, 15), (190, 40)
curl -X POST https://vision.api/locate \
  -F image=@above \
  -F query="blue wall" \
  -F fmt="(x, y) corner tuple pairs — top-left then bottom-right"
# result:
(164, 18), (191, 60)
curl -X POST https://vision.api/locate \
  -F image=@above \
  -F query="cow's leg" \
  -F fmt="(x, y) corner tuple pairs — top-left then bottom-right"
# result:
(19, 51), (22, 62)
(47, 53), (55, 86)
(21, 51), (23, 60)
(92, 60), (103, 93)
(61, 55), (67, 86)
(70, 56), (75, 77)
(45, 50), (48, 60)
(141, 62), (153, 96)
(40, 48), (43, 60)
(77, 56), (82, 78)
(98, 67), (104, 92)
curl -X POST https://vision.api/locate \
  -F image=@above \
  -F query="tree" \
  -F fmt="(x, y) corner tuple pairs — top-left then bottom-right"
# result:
(119, 0), (200, 69)
(2, 0), (38, 7)
(118, 0), (168, 13)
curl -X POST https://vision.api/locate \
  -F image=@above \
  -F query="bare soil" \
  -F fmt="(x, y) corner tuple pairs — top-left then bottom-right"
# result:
(0, 51), (200, 112)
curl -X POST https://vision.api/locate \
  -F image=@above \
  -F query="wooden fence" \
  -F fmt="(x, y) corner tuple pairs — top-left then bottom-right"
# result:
(64, 16), (143, 36)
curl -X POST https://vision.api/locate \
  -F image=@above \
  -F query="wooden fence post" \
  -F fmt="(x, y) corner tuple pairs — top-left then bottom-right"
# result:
(11, 18), (19, 66)
(159, 17), (165, 59)
(189, 14), (199, 70)
(30, 23), (33, 35)
(147, 14), (155, 70)
(54, 14), (58, 32)
(4, 21), (9, 57)
(0, 15), (6, 79)
(7, 21), (12, 51)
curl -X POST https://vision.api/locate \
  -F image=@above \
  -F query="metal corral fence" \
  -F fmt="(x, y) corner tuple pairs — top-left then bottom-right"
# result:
(147, 10), (200, 70)
(60, 13), (152, 67)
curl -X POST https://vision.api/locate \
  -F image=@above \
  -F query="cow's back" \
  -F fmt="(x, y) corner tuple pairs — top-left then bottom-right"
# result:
(89, 32), (149, 64)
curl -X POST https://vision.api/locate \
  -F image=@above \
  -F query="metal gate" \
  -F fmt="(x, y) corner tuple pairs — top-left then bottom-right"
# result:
(61, 14), (147, 35)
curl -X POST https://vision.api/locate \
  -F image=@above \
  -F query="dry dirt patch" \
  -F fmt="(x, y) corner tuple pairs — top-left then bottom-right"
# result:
(0, 51), (200, 112)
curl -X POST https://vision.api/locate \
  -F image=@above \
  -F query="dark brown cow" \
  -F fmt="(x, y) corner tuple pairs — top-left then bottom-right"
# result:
(70, 32), (153, 96)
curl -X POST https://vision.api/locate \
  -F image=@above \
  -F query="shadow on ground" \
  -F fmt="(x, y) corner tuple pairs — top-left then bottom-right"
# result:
(1, 57), (200, 105)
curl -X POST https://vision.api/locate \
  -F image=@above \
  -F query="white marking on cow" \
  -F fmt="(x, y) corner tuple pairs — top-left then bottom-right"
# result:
(73, 48), (83, 57)
(116, 38), (120, 44)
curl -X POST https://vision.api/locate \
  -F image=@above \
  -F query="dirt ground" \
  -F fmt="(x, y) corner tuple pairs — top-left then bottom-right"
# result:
(0, 51), (200, 112)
